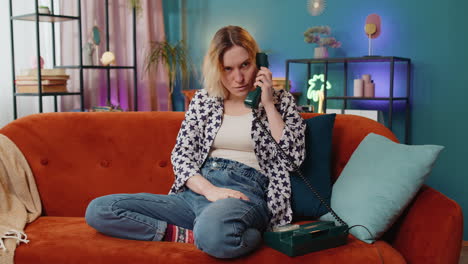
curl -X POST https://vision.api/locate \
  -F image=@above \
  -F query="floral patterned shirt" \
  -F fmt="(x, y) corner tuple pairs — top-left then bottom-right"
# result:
(169, 89), (306, 228)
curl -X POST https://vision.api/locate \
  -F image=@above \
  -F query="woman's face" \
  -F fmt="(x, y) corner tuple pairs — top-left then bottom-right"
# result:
(220, 45), (257, 99)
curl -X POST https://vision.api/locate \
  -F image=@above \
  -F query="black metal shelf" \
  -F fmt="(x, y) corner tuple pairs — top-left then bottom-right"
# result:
(327, 96), (409, 101)
(55, 65), (135, 69)
(15, 92), (81, 96)
(11, 13), (79, 22)
(285, 56), (412, 144)
(287, 56), (411, 64)
(9, 0), (138, 119)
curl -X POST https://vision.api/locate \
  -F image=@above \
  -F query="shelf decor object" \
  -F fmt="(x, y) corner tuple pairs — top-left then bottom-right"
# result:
(15, 68), (69, 94)
(307, 74), (332, 113)
(353, 78), (364, 97)
(83, 42), (94, 65)
(364, 14), (382, 56)
(307, 74), (332, 102)
(285, 56), (412, 144)
(30, 56), (45, 69)
(362, 74), (375, 97)
(304, 26), (341, 59)
(100, 51), (116, 66)
(92, 24), (101, 64)
(354, 74), (375, 97)
(272, 77), (291, 90)
(38, 5), (50, 14)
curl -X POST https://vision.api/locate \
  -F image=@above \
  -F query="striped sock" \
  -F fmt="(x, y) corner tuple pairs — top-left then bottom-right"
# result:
(163, 224), (194, 243)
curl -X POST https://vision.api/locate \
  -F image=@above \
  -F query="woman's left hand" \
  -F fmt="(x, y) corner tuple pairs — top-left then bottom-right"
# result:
(254, 66), (274, 107)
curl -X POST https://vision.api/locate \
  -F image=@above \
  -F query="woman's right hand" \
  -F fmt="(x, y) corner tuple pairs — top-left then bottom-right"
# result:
(203, 186), (250, 202)
(186, 175), (250, 202)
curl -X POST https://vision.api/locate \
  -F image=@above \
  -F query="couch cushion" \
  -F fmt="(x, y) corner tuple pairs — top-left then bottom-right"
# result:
(291, 114), (335, 219)
(300, 113), (399, 183)
(320, 133), (444, 243)
(15, 217), (406, 264)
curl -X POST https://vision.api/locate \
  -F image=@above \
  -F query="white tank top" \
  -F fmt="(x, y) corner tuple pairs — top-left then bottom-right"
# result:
(209, 112), (261, 171)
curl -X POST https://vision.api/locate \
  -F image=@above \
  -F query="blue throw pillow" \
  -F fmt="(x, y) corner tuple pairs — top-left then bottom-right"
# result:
(291, 114), (336, 220)
(320, 133), (444, 243)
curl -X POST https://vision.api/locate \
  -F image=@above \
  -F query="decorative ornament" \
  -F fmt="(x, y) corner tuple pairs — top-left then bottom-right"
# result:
(307, 0), (326, 16)
(307, 74), (332, 102)
(83, 41), (95, 65)
(38, 6), (50, 14)
(304, 26), (341, 58)
(92, 26), (101, 46)
(364, 14), (382, 56)
(30, 56), (45, 69)
(92, 23), (102, 64)
(100, 51), (116, 66)
(307, 74), (332, 113)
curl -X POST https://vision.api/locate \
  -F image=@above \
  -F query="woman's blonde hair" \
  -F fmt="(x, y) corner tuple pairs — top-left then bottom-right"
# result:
(202, 26), (259, 98)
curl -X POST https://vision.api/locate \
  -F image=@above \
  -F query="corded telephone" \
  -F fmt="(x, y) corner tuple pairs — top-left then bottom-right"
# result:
(242, 53), (382, 260)
(244, 52), (350, 257)
(254, 117), (349, 257)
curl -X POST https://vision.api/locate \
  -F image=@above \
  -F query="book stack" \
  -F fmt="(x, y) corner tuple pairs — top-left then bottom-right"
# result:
(15, 69), (69, 93)
(272, 77), (292, 90)
(90, 106), (123, 112)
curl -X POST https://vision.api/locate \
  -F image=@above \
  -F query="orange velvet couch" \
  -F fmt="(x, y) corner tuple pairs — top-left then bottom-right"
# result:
(0, 112), (463, 264)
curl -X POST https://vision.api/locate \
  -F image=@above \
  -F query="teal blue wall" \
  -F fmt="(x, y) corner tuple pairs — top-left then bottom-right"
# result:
(164, 0), (468, 239)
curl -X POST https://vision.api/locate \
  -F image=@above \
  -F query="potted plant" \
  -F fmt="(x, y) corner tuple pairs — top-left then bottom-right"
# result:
(145, 40), (193, 110)
(304, 26), (341, 58)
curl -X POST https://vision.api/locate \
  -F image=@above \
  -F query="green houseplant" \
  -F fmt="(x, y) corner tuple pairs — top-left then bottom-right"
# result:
(145, 40), (193, 110)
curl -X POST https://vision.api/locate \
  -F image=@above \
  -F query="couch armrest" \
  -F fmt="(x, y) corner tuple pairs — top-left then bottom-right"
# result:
(386, 185), (463, 264)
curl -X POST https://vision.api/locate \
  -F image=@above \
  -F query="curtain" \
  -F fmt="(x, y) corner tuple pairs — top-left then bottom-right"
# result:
(60, 0), (170, 111)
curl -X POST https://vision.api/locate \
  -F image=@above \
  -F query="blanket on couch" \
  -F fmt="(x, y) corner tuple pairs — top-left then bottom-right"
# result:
(0, 135), (41, 264)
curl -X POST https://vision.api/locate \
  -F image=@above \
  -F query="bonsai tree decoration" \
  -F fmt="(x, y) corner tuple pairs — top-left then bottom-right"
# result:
(145, 40), (193, 110)
(304, 26), (341, 58)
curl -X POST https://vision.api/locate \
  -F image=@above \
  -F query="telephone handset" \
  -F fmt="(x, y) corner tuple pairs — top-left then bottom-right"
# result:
(244, 53), (269, 109)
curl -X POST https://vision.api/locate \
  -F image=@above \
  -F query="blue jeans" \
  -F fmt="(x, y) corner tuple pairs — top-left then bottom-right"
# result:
(85, 157), (270, 259)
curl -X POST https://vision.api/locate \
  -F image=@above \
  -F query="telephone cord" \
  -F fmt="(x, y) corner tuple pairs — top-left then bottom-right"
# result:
(254, 118), (347, 226)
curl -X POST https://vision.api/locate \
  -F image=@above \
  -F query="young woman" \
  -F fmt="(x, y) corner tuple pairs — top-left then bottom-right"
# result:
(85, 25), (305, 259)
